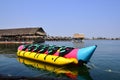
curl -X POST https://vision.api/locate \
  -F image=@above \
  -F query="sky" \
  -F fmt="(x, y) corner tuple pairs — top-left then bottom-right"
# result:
(0, 0), (120, 38)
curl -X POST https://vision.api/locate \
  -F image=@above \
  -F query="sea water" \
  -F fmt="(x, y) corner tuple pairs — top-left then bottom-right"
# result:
(0, 40), (120, 80)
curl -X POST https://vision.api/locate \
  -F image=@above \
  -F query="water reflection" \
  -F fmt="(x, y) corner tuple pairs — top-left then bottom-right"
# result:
(0, 44), (20, 54)
(72, 42), (84, 48)
(17, 57), (92, 80)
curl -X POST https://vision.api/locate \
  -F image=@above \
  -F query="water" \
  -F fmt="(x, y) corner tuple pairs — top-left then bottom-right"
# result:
(0, 40), (120, 80)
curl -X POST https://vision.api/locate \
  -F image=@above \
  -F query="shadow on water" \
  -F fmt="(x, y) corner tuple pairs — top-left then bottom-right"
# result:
(16, 57), (93, 80)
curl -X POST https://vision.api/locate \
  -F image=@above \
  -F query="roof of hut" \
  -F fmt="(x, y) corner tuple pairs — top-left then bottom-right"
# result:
(73, 33), (84, 38)
(0, 27), (46, 36)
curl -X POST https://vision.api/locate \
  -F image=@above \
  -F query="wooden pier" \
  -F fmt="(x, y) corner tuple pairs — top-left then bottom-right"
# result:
(45, 36), (72, 41)
(45, 33), (85, 41)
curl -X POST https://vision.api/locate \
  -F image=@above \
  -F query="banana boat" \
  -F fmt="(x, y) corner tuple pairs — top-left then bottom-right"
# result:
(17, 44), (97, 65)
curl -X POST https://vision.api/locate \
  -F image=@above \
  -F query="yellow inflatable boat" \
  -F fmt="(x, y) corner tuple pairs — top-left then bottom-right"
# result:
(17, 50), (78, 65)
(17, 44), (97, 66)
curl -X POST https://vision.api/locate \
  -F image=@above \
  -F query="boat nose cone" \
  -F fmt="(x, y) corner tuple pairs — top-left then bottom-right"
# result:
(18, 45), (24, 50)
(77, 45), (97, 62)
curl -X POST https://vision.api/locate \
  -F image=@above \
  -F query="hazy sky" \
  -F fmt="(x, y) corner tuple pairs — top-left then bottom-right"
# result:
(0, 0), (120, 38)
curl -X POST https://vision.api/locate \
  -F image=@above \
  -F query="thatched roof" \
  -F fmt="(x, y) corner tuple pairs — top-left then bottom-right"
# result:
(73, 33), (84, 38)
(0, 27), (46, 36)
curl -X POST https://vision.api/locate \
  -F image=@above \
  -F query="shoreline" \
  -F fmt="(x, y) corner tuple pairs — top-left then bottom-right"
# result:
(0, 41), (33, 44)
(0, 39), (120, 44)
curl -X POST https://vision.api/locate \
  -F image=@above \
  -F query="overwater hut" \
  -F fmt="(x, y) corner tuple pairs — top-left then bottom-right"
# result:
(73, 33), (84, 42)
(0, 27), (46, 44)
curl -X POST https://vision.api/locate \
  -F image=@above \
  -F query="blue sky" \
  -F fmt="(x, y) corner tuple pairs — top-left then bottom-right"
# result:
(0, 0), (120, 38)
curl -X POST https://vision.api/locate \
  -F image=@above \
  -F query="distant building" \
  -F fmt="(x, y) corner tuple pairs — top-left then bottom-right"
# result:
(73, 33), (85, 42)
(0, 27), (46, 43)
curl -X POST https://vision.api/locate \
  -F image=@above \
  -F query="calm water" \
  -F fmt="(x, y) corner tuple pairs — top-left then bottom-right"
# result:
(0, 40), (120, 80)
